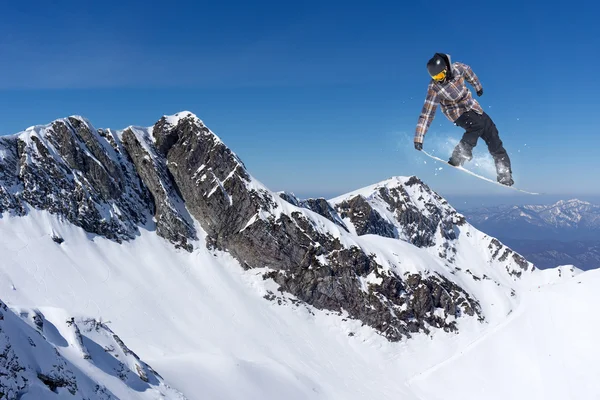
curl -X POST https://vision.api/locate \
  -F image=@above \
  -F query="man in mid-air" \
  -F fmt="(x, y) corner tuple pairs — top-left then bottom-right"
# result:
(414, 53), (513, 186)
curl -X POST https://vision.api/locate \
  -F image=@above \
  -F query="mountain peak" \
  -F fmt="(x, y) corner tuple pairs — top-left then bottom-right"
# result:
(554, 198), (592, 207)
(162, 111), (202, 127)
(16, 115), (95, 140)
(0, 110), (595, 400)
(329, 175), (423, 204)
(1, 111), (534, 345)
(465, 198), (600, 244)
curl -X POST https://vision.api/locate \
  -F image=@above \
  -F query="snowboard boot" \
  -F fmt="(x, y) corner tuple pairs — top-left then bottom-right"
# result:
(448, 153), (472, 167)
(497, 172), (514, 186)
(494, 156), (513, 186)
(449, 142), (473, 167)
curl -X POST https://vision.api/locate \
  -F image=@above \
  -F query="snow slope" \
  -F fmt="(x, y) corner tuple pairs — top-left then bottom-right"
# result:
(408, 268), (599, 400)
(0, 299), (185, 399)
(1, 205), (597, 399)
(0, 112), (597, 399)
(328, 176), (541, 322)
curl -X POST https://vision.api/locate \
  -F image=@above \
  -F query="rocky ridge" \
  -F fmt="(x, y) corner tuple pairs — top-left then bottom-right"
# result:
(0, 111), (535, 343)
(0, 298), (186, 399)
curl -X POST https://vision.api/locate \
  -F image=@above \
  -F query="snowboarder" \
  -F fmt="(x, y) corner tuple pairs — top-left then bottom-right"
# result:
(413, 53), (514, 186)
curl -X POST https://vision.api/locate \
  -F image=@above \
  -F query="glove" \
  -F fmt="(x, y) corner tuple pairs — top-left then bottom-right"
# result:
(477, 88), (483, 97)
(414, 141), (423, 151)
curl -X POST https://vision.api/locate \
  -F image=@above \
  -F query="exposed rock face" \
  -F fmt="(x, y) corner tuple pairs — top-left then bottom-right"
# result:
(264, 247), (480, 341)
(328, 176), (531, 277)
(0, 137), (24, 215)
(121, 127), (196, 251)
(488, 238), (530, 277)
(0, 300), (111, 399)
(149, 113), (484, 340)
(0, 299), (186, 399)
(157, 114), (260, 249)
(0, 304), (29, 399)
(0, 116), (196, 250)
(0, 111), (534, 343)
(279, 192), (349, 231)
(335, 195), (397, 238)
(332, 176), (461, 248)
(0, 117), (151, 242)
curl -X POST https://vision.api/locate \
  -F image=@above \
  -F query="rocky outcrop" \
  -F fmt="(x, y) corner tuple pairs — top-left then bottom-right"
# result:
(333, 176), (462, 248)
(2, 117), (152, 242)
(279, 192), (349, 231)
(0, 137), (25, 215)
(0, 116), (197, 250)
(0, 300), (114, 399)
(330, 176), (532, 277)
(150, 113), (483, 340)
(488, 238), (530, 277)
(264, 247), (481, 341)
(335, 195), (396, 238)
(156, 113), (258, 246)
(121, 127), (196, 251)
(0, 304), (29, 399)
(0, 111), (532, 343)
(1, 299), (186, 399)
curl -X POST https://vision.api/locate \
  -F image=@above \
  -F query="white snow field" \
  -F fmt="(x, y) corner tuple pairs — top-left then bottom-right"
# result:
(1, 203), (598, 399)
(0, 111), (597, 400)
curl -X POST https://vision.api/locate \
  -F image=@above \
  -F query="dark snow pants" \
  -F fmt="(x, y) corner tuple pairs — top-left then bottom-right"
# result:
(451, 110), (512, 177)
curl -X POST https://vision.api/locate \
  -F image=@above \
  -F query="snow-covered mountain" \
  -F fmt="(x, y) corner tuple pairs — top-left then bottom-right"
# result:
(0, 300), (185, 399)
(496, 239), (600, 271)
(462, 199), (600, 270)
(1, 112), (598, 399)
(463, 199), (600, 241)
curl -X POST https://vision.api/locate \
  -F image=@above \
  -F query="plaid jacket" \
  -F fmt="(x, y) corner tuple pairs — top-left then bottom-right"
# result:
(414, 62), (484, 144)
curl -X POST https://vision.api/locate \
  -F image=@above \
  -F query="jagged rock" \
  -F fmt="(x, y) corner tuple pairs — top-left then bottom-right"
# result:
(0, 343), (28, 399)
(32, 310), (44, 331)
(153, 114), (255, 242)
(333, 179), (460, 248)
(52, 235), (65, 244)
(37, 371), (77, 395)
(278, 191), (301, 207)
(336, 195), (396, 238)
(5, 117), (153, 242)
(0, 299), (185, 399)
(0, 300), (112, 399)
(150, 114), (483, 341)
(0, 111), (533, 344)
(121, 127), (196, 251)
(489, 238), (529, 277)
(0, 115), (199, 250)
(279, 192), (349, 231)
(328, 177), (534, 286)
(0, 137), (25, 216)
(56, 118), (123, 199)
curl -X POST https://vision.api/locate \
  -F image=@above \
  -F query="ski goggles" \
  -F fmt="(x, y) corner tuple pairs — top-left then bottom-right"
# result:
(431, 69), (447, 82)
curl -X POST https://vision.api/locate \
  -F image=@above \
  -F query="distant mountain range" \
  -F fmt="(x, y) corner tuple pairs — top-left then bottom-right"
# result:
(462, 199), (600, 270)
(501, 239), (600, 271)
(462, 199), (600, 241)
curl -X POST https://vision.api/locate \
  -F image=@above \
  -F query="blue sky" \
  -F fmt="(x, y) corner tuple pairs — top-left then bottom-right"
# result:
(1, 0), (598, 205)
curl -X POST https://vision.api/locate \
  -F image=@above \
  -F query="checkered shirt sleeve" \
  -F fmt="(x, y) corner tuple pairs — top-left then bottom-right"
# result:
(414, 82), (439, 144)
(455, 62), (482, 93)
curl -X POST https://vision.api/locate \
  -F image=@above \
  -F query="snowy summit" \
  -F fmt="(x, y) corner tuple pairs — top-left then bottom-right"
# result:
(0, 111), (598, 400)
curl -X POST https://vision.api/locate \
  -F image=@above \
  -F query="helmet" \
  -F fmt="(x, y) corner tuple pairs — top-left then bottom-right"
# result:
(427, 53), (448, 81)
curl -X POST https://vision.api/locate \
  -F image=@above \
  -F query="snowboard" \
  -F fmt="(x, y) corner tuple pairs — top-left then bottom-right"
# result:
(421, 150), (540, 195)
